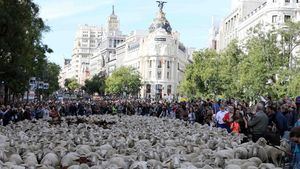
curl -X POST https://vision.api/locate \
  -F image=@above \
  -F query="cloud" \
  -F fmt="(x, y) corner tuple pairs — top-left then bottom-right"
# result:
(37, 0), (115, 20)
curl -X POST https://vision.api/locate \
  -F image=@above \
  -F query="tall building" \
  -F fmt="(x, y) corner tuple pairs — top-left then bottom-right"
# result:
(90, 6), (126, 76)
(213, 0), (300, 51)
(69, 25), (104, 85)
(115, 4), (191, 100)
(62, 3), (193, 99)
(58, 59), (72, 88)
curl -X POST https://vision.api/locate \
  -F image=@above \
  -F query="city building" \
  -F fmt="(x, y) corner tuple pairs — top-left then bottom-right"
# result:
(58, 59), (72, 88)
(69, 24), (104, 85)
(61, 3), (193, 100)
(212, 0), (300, 51)
(115, 4), (191, 100)
(90, 6), (126, 76)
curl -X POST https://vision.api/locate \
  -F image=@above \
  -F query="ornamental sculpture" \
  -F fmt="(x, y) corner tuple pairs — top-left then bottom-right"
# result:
(156, 1), (167, 12)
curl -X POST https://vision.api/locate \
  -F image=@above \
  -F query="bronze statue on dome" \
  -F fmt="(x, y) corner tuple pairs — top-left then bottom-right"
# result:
(156, 1), (167, 12)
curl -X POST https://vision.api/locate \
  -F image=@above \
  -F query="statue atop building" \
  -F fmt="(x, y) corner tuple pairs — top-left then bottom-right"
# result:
(156, 1), (167, 12)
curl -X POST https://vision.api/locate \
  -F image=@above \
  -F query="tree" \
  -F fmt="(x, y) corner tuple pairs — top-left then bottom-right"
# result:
(219, 40), (243, 98)
(180, 24), (299, 101)
(278, 21), (300, 67)
(105, 66), (142, 96)
(179, 49), (222, 98)
(0, 0), (51, 103)
(236, 27), (283, 99)
(83, 75), (106, 95)
(65, 78), (80, 91)
(44, 62), (61, 95)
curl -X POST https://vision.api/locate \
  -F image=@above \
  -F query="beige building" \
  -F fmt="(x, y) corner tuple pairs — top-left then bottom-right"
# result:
(61, 3), (193, 99)
(115, 7), (191, 100)
(90, 6), (126, 76)
(212, 0), (300, 51)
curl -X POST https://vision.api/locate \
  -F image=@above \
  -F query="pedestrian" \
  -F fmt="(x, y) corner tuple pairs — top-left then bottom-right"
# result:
(230, 117), (240, 134)
(290, 126), (300, 169)
(215, 105), (230, 132)
(247, 103), (269, 142)
(188, 107), (196, 124)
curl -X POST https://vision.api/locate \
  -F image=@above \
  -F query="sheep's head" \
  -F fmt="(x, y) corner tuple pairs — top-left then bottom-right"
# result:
(256, 137), (267, 147)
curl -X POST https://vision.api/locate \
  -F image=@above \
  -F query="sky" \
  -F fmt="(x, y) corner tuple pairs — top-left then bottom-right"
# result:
(34, 0), (232, 66)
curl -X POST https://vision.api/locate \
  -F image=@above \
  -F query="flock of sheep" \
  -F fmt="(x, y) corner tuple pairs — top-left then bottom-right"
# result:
(0, 115), (291, 169)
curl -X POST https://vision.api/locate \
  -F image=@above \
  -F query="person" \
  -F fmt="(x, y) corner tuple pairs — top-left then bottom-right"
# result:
(3, 105), (12, 126)
(290, 126), (300, 169)
(49, 106), (60, 121)
(230, 117), (240, 134)
(188, 107), (196, 124)
(266, 103), (288, 135)
(223, 106), (235, 133)
(215, 105), (230, 132)
(247, 103), (269, 142)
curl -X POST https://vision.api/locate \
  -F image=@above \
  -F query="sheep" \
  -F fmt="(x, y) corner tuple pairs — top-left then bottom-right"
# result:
(8, 154), (23, 165)
(225, 164), (241, 169)
(240, 161), (258, 169)
(40, 152), (59, 167)
(234, 147), (248, 159)
(60, 152), (80, 168)
(251, 143), (268, 163)
(129, 161), (147, 169)
(258, 163), (276, 169)
(0, 114), (288, 168)
(22, 152), (38, 167)
(146, 159), (163, 169)
(214, 149), (235, 167)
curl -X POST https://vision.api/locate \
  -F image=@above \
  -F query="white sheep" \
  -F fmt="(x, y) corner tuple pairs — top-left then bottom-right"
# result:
(214, 149), (235, 167)
(8, 154), (23, 165)
(251, 143), (268, 163)
(258, 163), (276, 169)
(60, 152), (80, 168)
(234, 147), (248, 159)
(225, 164), (241, 169)
(129, 161), (147, 169)
(40, 152), (59, 167)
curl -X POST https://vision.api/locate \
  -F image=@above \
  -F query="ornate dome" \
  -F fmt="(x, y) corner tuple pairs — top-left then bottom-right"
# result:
(149, 11), (172, 34)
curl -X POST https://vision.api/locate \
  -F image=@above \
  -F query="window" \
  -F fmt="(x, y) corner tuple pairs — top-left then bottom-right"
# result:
(148, 71), (152, 78)
(272, 15), (278, 23)
(285, 0), (290, 2)
(167, 72), (170, 79)
(167, 61), (170, 68)
(157, 71), (162, 79)
(167, 85), (172, 94)
(148, 60), (152, 68)
(146, 84), (151, 93)
(284, 15), (291, 22)
(157, 60), (162, 68)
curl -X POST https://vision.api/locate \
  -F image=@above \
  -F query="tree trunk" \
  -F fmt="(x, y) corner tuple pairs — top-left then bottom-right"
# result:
(4, 85), (8, 105)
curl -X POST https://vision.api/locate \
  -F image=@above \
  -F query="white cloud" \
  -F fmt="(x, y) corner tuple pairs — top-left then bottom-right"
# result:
(37, 0), (115, 20)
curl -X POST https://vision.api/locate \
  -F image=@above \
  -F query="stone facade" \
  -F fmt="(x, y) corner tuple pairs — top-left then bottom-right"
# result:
(212, 0), (300, 51)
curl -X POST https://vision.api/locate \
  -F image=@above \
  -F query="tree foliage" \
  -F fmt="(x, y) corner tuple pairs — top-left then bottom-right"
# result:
(0, 0), (52, 102)
(65, 78), (80, 91)
(83, 75), (106, 95)
(105, 66), (142, 96)
(180, 22), (300, 100)
(44, 62), (61, 95)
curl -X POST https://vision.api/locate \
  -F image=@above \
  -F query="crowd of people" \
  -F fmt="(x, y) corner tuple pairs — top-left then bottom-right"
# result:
(0, 96), (300, 167)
